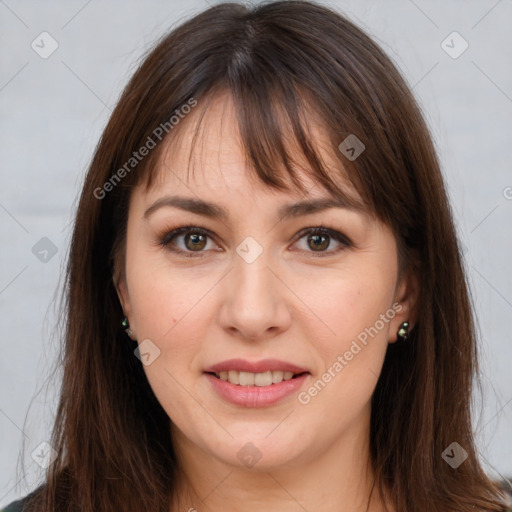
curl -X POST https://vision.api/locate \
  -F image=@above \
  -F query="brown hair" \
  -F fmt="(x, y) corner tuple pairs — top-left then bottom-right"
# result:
(20, 1), (508, 511)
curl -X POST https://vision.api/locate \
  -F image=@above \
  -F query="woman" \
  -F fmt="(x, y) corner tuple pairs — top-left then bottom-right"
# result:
(2, 1), (510, 511)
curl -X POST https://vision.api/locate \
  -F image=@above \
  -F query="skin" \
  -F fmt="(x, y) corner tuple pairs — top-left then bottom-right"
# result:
(115, 92), (419, 512)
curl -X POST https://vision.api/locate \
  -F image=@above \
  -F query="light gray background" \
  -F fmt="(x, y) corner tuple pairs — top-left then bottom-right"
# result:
(1, 0), (511, 506)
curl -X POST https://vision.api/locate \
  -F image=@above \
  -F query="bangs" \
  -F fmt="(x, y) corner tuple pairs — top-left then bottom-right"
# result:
(139, 82), (373, 217)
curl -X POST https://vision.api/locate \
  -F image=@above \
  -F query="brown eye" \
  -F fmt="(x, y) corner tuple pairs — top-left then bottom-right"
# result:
(183, 232), (207, 251)
(159, 225), (216, 257)
(294, 227), (352, 257)
(307, 233), (330, 252)
(158, 224), (352, 259)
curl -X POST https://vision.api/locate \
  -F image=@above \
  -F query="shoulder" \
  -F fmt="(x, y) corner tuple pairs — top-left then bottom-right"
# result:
(1, 495), (28, 512)
(495, 478), (512, 511)
(1, 485), (44, 512)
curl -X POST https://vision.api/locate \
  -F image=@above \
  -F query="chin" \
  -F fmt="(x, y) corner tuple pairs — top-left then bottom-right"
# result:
(205, 432), (306, 472)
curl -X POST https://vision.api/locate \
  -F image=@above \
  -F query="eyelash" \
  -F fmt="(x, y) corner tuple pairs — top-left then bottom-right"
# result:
(156, 223), (353, 259)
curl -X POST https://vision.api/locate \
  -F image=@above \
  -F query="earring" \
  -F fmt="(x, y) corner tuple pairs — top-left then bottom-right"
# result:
(121, 317), (134, 338)
(397, 321), (410, 342)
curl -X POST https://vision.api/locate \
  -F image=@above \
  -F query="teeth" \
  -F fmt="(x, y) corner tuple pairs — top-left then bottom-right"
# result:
(228, 370), (239, 385)
(239, 371), (255, 386)
(215, 370), (301, 386)
(272, 370), (284, 383)
(254, 371), (272, 386)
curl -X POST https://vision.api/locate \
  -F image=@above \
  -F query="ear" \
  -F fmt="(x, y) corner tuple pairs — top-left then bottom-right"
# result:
(114, 273), (131, 315)
(388, 266), (420, 344)
(113, 264), (136, 339)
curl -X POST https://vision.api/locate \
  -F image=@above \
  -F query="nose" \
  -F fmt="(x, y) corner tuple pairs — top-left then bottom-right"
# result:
(217, 248), (292, 341)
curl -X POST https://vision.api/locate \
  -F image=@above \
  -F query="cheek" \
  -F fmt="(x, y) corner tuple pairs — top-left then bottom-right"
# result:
(125, 259), (214, 423)
(125, 248), (225, 378)
(302, 263), (396, 352)
(296, 264), (396, 406)
(126, 242), (216, 337)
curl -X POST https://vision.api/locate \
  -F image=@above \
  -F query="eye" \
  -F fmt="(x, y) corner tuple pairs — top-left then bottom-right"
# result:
(157, 224), (352, 258)
(158, 224), (218, 257)
(292, 226), (352, 257)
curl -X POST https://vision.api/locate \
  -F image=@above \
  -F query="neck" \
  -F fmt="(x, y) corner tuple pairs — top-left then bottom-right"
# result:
(169, 409), (394, 512)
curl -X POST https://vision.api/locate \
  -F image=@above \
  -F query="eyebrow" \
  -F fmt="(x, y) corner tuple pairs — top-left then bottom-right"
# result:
(143, 194), (366, 221)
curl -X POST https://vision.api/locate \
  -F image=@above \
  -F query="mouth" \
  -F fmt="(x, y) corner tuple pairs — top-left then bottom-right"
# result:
(204, 363), (311, 407)
(206, 370), (309, 387)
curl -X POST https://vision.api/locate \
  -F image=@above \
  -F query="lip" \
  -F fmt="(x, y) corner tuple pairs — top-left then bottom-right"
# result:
(204, 358), (309, 374)
(205, 372), (310, 408)
(203, 358), (310, 408)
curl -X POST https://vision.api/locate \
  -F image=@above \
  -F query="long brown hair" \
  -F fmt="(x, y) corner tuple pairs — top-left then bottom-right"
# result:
(20, 1), (508, 511)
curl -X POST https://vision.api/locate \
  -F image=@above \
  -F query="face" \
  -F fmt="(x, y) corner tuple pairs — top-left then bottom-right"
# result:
(115, 92), (417, 473)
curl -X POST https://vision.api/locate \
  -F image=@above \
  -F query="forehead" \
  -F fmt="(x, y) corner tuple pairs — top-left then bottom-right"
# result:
(139, 91), (366, 212)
